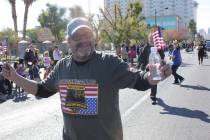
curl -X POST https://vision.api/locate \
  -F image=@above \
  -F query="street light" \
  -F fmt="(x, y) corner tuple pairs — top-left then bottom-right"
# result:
(155, 9), (157, 27)
(88, 0), (91, 17)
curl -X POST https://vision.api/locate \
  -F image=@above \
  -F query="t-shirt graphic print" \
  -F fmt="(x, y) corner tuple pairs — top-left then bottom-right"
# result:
(59, 79), (98, 116)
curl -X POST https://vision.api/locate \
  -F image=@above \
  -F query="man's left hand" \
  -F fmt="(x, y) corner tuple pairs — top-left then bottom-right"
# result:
(147, 62), (172, 85)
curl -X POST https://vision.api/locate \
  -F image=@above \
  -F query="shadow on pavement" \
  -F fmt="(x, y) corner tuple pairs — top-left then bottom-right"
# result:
(6, 91), (31, 102)
(157, 98), (210, 123)
(180, 63), (193, 67)
(180, 84), (210, 91)
(0, 91), (41, 104)
(201, 64), (210, 66)
(0, 99), (7, 104)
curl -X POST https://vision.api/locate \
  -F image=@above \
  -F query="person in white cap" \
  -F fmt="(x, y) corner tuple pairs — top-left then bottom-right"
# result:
(1, 17), (171, 140)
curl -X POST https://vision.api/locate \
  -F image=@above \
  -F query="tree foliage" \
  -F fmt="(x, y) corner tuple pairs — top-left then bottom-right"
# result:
(163, 29), (188, 42)
(99, 2), (149, 48)
(196, 33), (204, 42)
(69, 5), (86, 19)
(188, 19), (197, 39)
(0, 28), (19, 45)
(88, 14), (104, 46)
(26, 29), (38, 42)
(38, 3), (68, 42)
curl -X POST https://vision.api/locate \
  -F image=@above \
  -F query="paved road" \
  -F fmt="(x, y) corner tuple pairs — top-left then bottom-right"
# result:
(123, 50), (210, 140)
(0, 50), (210, 140)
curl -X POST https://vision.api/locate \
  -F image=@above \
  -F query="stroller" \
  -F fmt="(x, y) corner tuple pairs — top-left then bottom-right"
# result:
(0, 64), (12, 102)
(204, 50), (208, 59)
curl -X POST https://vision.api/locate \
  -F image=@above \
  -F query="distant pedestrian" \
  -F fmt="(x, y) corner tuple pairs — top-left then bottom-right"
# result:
(43, 51), (52, 68)
(170, 40), (184, 84)
(168, 43), (174, 55)
(128, 45), (136, 66)
(14, 63), (25, 93)
(137, 33), (165, 105)
(34, 48), (39, 62)
(24, 44), (35, 67)
(137, 42), (151, 71)
(30, 59), (40, 81)
(197, 41), (205, 65)
(121, 44), (128, 62)
(53, 46), (62, 65)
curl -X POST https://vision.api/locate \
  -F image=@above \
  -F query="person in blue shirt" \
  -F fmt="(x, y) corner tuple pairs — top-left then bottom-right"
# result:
(171, 40), (184, 84)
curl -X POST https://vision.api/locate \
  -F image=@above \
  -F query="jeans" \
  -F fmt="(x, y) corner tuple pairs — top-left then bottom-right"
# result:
(171, 64), (184, 83)
(198, 54), (204, 64)
(150, 85), (157, 96)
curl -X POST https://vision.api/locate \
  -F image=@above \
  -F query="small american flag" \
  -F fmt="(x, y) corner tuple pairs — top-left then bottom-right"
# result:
(152, 26), (165, 50)
(59, 83), (98, 116)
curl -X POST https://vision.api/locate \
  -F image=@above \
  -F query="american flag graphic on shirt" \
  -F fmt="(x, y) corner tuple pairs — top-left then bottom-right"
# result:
(59, 82), (98, 116)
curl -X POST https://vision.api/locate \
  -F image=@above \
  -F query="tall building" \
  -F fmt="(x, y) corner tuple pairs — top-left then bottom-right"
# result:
(142, 0), (198, 29)
(208, 27), (210, 35)
(104, 0), (141, 17)
(206, 27), (210, 40)
(145, 15), (181, 30)
(104, 0), (198, 31)
(193, 1), (198, 23)
(198, 29), (207, 39)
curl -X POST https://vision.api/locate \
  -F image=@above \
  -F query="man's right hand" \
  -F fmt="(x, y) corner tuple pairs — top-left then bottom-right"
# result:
(2, 63), (38, 96)
(2, 63), (17, 81)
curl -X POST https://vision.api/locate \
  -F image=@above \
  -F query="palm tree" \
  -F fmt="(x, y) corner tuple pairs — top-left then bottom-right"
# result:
(22, 0), (36, 40)
(8, 0), (18, 33)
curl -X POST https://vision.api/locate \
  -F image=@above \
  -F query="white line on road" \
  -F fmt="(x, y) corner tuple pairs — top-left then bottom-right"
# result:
(122, 92), (150, 120)
(0, 91), (150, 136)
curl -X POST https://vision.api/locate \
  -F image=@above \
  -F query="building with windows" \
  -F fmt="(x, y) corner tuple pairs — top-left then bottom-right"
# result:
(104, 0), (141, 17)
(206, 27), (210, 40)
(198, 29), (207, 39)
(208, 27), (210, 35)
(198, 28), (210, 40)
(146, 15), (181, 30)
(142, 0), (198, 30)
(104, 0), (198, 31)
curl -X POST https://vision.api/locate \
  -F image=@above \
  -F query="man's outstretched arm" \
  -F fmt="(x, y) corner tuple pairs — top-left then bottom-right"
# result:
(2, 63), (38, 96)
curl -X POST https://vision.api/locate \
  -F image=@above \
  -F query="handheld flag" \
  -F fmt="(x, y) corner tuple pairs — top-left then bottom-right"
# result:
(152, 26), (165, 50)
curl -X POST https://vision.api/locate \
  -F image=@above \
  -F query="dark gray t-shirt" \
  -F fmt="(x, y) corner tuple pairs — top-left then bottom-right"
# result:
(38, 52), (150, 140)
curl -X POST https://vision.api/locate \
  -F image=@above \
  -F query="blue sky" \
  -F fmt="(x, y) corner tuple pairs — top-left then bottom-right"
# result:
(0, 0), (209, 32)
(196, 0), (210, 32)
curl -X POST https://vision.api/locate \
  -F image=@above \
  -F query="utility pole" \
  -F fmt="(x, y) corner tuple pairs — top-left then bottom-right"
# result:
(88, 0), (91, 17)
(155, 9), (157, 27)
(155, 7), (168, 27)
